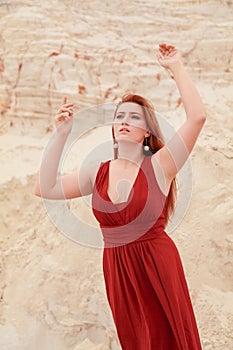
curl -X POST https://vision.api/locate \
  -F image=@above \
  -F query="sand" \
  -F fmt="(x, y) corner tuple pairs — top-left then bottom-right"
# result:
(0, 0), (233, 349)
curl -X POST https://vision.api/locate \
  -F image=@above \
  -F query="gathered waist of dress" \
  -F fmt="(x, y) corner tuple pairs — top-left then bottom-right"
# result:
(100, 218), (165, 248)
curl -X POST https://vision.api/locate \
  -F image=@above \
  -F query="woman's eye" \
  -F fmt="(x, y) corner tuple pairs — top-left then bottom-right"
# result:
(131, 115), (140, 119)
(116, 115), (123, 119)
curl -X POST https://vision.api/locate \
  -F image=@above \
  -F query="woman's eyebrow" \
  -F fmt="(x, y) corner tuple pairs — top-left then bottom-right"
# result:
(130, 112), (142, 115)
(116, 112), (142, 116)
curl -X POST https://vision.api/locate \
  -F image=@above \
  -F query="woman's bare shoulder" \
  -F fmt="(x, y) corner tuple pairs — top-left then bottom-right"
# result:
(82, 159), (109, 187)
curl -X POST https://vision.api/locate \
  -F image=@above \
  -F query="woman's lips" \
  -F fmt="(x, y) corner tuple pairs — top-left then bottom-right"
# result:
(119, 128), (130, 132)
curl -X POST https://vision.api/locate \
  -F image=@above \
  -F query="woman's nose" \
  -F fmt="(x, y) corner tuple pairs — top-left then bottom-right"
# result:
(121, 115), (130, 124)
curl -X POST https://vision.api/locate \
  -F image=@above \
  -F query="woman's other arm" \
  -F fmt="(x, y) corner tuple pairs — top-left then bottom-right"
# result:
(34, 97), (94, 200)
(153, 43), (206, 181)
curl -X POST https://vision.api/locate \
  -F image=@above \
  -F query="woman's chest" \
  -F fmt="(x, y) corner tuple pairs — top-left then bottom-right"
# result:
(107, 162), (141, 204)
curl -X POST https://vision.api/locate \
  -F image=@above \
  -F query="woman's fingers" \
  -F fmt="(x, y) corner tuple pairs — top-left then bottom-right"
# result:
(59, 107), (73, 113)
(159, 43), (175, 49)
(54, 97), (74, 135)
(62, 101), (74, 107)
(61, 97), (74, 109)
(56, 111), (71, 118)
(55, 112), (72, 124)
(158, 43), (176, 56)
(57, 109), (73, 120)
(56, 97), (74, 125)
(56, 113), (71, 122)
(57, 97), (74, 118)
(57, 107), (73, 116)
(157, 53), (163, 62)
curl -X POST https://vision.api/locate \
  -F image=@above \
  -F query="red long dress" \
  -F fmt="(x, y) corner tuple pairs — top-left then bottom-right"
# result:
(92, 155), (202, 350)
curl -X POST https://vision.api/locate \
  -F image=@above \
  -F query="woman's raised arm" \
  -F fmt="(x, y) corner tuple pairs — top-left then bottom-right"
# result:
(153, 43), (206, 181)
(34, 97), (95, 200)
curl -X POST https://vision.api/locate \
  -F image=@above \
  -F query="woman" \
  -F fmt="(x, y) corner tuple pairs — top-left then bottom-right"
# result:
(35, 43), (206, 349)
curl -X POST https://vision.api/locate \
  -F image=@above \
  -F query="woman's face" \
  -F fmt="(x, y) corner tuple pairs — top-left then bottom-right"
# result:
(113, 102), (149, 144)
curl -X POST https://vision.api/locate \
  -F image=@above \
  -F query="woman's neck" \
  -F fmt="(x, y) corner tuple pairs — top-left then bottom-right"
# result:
(116, 140), (145, 165)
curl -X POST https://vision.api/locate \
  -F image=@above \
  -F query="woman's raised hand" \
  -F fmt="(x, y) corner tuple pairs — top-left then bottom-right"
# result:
(55, 97), (74, 136)
(157, 43), (183, 77)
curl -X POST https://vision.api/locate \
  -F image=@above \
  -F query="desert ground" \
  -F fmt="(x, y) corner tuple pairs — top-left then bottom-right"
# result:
(0, 0), (232, 349)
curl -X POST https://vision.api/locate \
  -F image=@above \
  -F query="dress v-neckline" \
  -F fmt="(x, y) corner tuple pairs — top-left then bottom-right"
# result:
(106, 157), (146, 205)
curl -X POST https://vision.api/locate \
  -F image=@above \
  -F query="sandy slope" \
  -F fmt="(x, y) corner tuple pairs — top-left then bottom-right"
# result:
(0, 0), (233, 349)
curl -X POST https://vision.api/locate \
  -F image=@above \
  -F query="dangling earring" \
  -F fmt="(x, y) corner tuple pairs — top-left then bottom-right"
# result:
(113, 140), (118, 160)
(144, 137), (150, 151)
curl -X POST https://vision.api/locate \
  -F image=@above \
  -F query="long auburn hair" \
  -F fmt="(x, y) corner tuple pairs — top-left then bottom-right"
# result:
(111, 94), (177, 226)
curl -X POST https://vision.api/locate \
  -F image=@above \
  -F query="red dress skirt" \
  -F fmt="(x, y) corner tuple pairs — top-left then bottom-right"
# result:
(92, 155), (202, 350)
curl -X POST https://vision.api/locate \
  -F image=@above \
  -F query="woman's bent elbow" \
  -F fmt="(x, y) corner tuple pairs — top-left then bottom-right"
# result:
(196, 114), (207, 126)
(201, 114), (207, 123)
(34, 185), (41, 197)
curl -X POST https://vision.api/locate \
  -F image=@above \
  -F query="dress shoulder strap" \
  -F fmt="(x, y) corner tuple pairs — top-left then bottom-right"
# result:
(93, 160), (110, 190)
